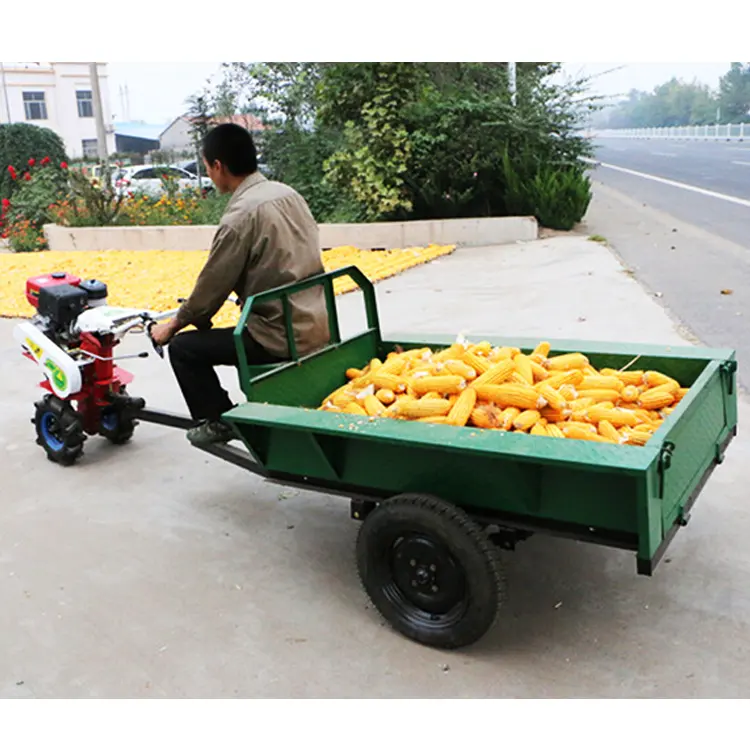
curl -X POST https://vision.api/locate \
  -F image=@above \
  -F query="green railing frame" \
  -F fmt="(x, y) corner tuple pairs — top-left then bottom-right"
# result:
(233, 265), (381, 399)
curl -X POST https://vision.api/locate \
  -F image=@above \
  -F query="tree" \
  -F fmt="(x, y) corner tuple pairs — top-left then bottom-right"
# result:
(719, 63), (750, 123)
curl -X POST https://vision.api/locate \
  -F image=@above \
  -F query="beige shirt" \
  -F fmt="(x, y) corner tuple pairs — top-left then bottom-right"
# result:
(175, 172), (329, 359)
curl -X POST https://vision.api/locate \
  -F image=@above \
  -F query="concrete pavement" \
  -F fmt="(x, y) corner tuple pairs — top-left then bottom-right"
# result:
(1, 236), (749, 698)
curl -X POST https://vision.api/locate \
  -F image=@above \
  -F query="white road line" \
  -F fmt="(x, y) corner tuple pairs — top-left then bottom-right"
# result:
(651, 151), (677, 158)
(589, 160), (750, 208)
(732, 160), (750, 166)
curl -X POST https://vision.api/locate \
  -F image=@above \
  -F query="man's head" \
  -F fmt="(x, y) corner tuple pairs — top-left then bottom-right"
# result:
(201, 123), (258, 193)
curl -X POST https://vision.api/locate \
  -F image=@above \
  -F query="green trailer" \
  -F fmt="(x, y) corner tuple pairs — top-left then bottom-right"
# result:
(139, 266), (739, 650)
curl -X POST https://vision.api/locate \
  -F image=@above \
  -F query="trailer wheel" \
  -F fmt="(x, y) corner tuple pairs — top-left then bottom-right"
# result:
(356, 493), (506, 650)
(34, 395), (85, 466)
(99, 406), (136, 445)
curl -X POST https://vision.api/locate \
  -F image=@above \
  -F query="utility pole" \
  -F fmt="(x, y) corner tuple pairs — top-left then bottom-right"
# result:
(89, 62), (108, 162)
(0, 62), (11, 123)
(508, 62), (517, 106)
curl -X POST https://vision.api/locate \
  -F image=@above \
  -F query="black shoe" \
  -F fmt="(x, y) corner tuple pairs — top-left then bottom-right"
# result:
(186, 420), (235, 446)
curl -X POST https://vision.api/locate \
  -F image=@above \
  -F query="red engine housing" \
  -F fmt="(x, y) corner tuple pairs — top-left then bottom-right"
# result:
(26, 271), (82, 309)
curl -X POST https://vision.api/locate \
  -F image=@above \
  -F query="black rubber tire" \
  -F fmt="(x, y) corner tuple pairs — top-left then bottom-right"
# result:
(99, 406), (136, 445)
(356, 493), (506, 650)
(34, 395), (85, 466)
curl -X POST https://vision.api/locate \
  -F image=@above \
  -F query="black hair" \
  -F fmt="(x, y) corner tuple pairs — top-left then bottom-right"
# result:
(202, 123), (258, 176)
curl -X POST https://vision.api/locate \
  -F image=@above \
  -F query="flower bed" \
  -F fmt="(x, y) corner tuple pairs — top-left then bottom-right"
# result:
(0, 244), (455, 325)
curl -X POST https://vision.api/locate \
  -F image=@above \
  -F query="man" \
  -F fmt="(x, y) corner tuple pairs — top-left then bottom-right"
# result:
(151, 123), (329, 446)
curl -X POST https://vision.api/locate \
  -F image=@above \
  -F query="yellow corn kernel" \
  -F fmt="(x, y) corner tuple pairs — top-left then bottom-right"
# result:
(598, 420), (621, 442)
(372, 372), (407, 392)
(411, 375), (464, 396)
(397, 398), (453, 419)
(674, 387), (689, 403)
(540, 407), (571, 423)
(446, 387), (478, 427)
(546, 352), (589, 371)
(620, 385), (640, 403)
(443, 360), (477, 380)
(558, 384), (578, 401)
(470, 404), (504, 429)
(580, 376), (624, 392)
(474, 383), (545, 410)
(344, 402), (367, 416)
(461, 350), (491, 375)
(363, 395), (386, 417)
(576, 389), (623, 404)
(513, 353), (534, 385)
(545, 370), (585, 388)
(500, 407), (522, 430)
(513, 409), (541, 432)
(346, 367), (364, 380)
(547, 423), (565, 438)
(538, 383), (567, 411)
(639, 390), (675, 411)
(533, 341), (551, 358)
(472, 359), (515, 388)
(587, 407), (640, 427)
(530, 360), (550, 382)
(530, 422), (549, 437)
(376, 388), (395, 405)
(563, 425), (613, 442)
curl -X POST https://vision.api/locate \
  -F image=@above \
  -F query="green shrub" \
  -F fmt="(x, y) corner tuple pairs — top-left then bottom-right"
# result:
(0, 123), (68, 200)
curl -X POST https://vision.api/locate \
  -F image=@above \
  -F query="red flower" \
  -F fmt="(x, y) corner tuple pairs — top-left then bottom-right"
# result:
(1, 198), (9, 210)
(28, 158), (36, 167)
(60, 161), (68, 169)
(23, 172), (31, 181)
(41, 156), (50, 166)
(7, 165), (17, 180)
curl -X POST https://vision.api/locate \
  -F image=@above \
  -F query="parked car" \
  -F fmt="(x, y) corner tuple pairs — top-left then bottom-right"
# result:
(179, 158), (270, 178)
(112, 165), (213, 197)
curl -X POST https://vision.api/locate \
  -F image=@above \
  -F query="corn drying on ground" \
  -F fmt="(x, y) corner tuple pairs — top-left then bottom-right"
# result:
(320, 339), (690, 446)
(0, 244), (455, 327)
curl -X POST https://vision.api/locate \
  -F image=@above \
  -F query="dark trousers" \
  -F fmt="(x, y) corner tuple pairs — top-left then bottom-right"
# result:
(168, 327), (283, 422)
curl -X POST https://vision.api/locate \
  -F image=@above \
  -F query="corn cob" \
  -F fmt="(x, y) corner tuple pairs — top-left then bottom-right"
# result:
(598, 420), (621, 442)
(474, 383), (546, 410)
(583, 365), (599, 377)
(545, 370), (585, 388)
(379, 356), (406, 376)
(639, 390), (675, 411)
(580, 375), (623, 392)
(530, 360), (550, 382)
(558, 384), (578, 401)
(500, 407), (522, 430)
(344, 402), (367, 416)
(510, 371), (529, 384)
(646, 380), (680, 396)
(472, 359), (515, 388)
(546, 353), (589, 371)
(417, 416), (449, 424)
(346, 368), (364, 380)
(563, 425), (613, 442)
(420, 391), (440, 400)
(513, 353), (534, 385)
(372, 372), (408, 392)
(411, 375), (464, 396)
(547, 423), (565, 438)
(540, 407), (571, 423)
(643, 370), (677, 388)
(586, 407), (639, 427)
(376, 388), (396, 405)
(530, 422), (549, 437)
(618, 370), (645, 386)
(470, 404), (504, 429)
(576, 389), (623, 404)
(513, 409), (541, 432)
(673, 387), (689, 403)
(432, 344), (465, 363)
(538, 383), (567, 411)
(620, 385), (640, 403)
(446, 388), (477, 427)
(490, 346), (517, 361)
(332, 390), (357, 409)
(570, 397), (595, 410)
(461, 350), (491, 375)
(565, 420), (598, 433)
(363, 395), (386, 417)
(469, 341), (492, 355)
(533, 341), (551, 358)
(623, 429), (651, 446)
(397, 398), (453, 419)
(444, 360), (477, 380)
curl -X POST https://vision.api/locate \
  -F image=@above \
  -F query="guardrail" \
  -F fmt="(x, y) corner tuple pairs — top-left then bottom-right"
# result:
(596, 124), (749, 141)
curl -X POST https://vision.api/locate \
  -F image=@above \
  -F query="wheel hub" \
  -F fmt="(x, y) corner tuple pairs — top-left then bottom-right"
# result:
(391, 534), (465, 616)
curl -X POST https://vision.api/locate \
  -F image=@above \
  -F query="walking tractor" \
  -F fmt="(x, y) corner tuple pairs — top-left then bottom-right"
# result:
(14, 267), (739, 650)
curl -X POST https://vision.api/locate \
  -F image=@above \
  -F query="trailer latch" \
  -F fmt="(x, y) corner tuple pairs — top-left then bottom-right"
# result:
(721, 360), (737, 395)
(658, 441), (675, 499)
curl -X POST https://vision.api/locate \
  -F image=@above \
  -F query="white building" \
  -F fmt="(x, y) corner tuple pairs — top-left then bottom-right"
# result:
(160, 113), (267, 155)
(0, 62), (116, 159)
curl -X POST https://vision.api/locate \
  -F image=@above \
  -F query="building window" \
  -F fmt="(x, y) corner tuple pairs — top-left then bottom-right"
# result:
(77, 90), (93, 118)
(82, 139), (98, 159)
(23, 91), (47, 120)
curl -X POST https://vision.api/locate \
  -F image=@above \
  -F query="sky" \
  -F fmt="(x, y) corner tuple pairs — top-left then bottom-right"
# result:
(105, 62), (734, 125)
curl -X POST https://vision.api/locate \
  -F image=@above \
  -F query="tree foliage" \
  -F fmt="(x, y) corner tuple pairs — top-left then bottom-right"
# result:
(719, 63), (750, 123)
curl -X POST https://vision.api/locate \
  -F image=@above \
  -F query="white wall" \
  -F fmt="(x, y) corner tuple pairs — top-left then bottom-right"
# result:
(160, 117), (193, 152)
(0, 62), (116, 159)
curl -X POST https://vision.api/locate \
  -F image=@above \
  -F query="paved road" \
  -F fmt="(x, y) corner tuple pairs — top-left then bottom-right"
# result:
(585, 138), (750, 388)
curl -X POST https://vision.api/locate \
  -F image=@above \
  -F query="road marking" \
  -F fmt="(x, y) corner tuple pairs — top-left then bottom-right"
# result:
(732, 160), (750, 166)
(651, 151), (677, 157)
(588, 160), (750, 208)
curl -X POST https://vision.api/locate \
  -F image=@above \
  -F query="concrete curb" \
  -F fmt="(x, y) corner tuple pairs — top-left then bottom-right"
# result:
(42, 216), (538, 252)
